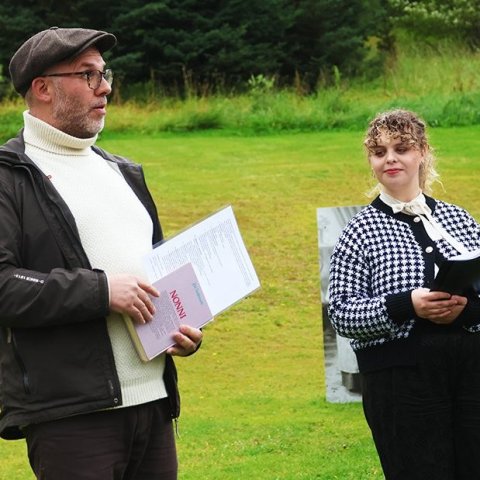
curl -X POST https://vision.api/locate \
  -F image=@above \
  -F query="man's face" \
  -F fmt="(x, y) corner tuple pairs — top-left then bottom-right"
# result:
(46, 47), (111, 138)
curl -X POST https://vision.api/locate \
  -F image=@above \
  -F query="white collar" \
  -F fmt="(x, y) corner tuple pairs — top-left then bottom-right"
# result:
(380, 191), (429, 216)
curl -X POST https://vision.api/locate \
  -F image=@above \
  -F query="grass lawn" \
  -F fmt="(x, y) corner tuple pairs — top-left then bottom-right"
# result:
(1, 126), (479, 479)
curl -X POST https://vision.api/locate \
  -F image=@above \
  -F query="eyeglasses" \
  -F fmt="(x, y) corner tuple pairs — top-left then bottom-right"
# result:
(41, 69), (113, 90)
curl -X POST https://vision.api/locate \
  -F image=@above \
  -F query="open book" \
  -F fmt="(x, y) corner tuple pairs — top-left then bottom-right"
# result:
(432, 248), (480, 295)
(125, 205), (260, 361)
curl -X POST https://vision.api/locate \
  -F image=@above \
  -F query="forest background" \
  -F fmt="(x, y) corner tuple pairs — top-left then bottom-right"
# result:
(1, 1), (480, 479)
(1, 0), (480, 133)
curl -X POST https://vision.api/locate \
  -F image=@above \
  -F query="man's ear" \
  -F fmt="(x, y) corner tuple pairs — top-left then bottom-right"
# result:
(30, 77), (53, 103)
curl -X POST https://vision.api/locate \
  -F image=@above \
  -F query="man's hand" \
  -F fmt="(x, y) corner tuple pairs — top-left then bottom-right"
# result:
(108, 274), (159, 324)
(412, 288), (467, 325)
(167, 325), (203, 357)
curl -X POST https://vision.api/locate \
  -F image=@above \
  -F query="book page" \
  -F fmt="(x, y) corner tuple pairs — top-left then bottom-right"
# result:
(144, 205), (260, 315)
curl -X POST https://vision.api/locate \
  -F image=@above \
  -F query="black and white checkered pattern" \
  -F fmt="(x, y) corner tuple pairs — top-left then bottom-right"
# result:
(328, 197), (480, 351)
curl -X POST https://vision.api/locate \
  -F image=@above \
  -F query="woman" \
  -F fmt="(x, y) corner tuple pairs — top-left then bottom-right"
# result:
(328, 109), (480, 479)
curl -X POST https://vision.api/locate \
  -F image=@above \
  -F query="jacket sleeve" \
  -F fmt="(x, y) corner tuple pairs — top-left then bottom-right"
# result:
(327, 222), (406, 341)
(0, 173), (110, 328)
(0, 266), (110, 328)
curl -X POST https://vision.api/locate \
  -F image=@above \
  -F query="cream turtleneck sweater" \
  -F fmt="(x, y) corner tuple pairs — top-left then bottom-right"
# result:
(23, 111), (167, 407)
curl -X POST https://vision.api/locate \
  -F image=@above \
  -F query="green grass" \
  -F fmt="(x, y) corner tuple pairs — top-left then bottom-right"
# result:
(2, 126), (479, 479)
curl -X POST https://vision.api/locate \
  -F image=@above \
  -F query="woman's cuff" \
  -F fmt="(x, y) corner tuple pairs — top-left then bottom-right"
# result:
(385, 291), (416, 326)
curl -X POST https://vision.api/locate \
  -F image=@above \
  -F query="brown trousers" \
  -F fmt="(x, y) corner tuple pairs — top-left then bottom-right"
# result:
(24, 398), (177, 480)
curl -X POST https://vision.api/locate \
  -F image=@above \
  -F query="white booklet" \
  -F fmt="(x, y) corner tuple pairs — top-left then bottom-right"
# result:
(127, 205), (260, 361)
(144, 205), (260, 315)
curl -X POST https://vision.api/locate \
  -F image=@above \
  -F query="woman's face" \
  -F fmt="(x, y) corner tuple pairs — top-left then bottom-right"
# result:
(368, 134), (425, 201)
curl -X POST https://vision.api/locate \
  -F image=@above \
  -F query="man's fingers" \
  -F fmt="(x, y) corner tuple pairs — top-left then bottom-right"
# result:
(109, 274), (159, 323)
(137, 291), (156, 315)
(138, 280), (160, 297)
(167, 327), (203, 356)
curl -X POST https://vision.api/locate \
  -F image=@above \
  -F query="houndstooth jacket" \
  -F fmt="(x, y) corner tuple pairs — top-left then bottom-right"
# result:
(328, 195), (480, 372)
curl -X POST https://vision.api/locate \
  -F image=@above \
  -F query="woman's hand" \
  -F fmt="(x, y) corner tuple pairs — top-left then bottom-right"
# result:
(411, 288), (467, 324)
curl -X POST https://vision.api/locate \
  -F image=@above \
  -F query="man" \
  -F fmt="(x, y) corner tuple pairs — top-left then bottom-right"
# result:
(0, 27), (202, 479)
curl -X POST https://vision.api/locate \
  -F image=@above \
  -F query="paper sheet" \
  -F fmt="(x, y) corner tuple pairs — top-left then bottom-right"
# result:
(144, 205), (260, 315)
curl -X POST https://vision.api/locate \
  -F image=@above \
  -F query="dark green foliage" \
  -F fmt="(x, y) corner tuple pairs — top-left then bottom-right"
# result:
(0, 0), (120, 83)
(108, 0), (389, 94)
(0, 0), (390, 97)
(283, 0), (391, 90)
(109, 0), (294, 94)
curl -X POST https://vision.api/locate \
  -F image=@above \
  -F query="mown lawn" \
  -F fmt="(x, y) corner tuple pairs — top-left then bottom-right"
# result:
(1, 127), (479, 479)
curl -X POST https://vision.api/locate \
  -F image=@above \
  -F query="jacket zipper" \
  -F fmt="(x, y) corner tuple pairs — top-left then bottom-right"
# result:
(9, 329), (31, 394)
(108, 379), (120, 406)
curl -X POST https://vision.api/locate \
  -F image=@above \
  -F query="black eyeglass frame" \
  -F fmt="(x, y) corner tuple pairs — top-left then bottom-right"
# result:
(41, 69), (113, 90)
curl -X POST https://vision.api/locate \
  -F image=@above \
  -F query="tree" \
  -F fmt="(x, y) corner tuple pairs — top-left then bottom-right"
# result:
(0, 0), (121, 85)
(109, 0), (293, 94)
(388, 0), (480, 47)
(283, 0), (391, 91)
(0, 0), (393, 97)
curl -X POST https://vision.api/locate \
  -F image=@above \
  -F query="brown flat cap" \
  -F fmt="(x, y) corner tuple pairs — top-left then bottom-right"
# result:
(9, 26), (117, 96)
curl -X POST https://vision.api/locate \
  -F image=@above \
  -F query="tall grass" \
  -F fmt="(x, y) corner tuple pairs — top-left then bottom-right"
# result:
(382, 34), (480, 96)
(1, 38), (480, 140)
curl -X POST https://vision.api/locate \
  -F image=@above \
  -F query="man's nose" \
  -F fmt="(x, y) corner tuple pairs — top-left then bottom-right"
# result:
(95, 76), (112, 96)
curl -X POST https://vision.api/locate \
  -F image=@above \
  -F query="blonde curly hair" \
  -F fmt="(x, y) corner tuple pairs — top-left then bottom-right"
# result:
(364, 109), (440, 195)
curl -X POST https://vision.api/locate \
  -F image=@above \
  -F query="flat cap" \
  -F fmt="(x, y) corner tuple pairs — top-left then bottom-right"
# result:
(9, 27), (117, 96)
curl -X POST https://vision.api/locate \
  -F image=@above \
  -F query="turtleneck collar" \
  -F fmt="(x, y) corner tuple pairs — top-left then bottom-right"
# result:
(23, 110), (98, 156)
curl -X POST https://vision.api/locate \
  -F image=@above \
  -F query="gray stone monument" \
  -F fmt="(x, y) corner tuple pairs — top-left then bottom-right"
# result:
(317, 206), (364, 403)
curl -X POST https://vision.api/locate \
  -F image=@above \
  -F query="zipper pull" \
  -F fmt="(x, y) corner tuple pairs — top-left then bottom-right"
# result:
(108, 379), (120, 406)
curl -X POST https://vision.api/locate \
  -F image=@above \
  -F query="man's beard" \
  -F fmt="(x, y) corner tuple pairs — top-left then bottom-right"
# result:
(51, 82), (105, 138)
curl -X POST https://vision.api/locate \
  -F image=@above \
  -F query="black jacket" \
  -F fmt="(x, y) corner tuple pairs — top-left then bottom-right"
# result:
(0, 131), (179, 440)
